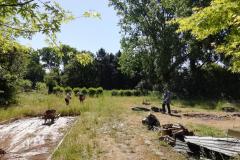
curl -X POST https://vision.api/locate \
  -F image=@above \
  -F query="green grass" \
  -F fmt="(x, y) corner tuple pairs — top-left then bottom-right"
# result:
(174, 99), (240, 111)
(187, 123), (226, 137)
(0, 92), (239, 159)
(52, 95), (145, 160)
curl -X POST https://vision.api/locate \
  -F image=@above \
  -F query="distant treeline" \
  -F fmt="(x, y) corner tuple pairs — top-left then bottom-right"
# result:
(24, 46), (139, 91)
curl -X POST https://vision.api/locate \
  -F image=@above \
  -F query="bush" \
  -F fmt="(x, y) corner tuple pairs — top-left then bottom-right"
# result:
(111, 90), (119, 96)
(124, 90), (132, 96)
(119, 90), (125, 96)
(53, 86), (64, 94)
(73, 87), (81, 95)
(88, 87), (96, 97)
(19, 79), (32, 92)
(81, 87), (88, 95)
(133, 90), (141, 96)
(65, 86), (72, 93)
(36, 82), (47, 93)
(96, 87), (103, 95)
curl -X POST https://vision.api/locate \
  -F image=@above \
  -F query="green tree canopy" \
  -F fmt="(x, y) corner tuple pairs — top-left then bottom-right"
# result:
(172, 0), (240, 72)
(0, 0), (74, 51)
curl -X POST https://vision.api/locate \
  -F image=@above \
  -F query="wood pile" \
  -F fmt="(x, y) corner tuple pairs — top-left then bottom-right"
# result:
(159, 123), (194, 146)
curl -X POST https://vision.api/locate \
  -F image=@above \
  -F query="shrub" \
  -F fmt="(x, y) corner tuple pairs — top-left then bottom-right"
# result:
(53, 86), (64, 94)
(133, 90), (141, 96)
(96, 87), (103, 95)
(124, 90), (132, 96)
(81, 87), (88, 95)
(65, 86), (72, 93)
(36, 82), (47, 93)
(19, 79), (32, 92)
(111, 90), (119, 96)
(73, 87), (81, 95)
(88, 87), (96, 97)
(119, 90), (125, 96)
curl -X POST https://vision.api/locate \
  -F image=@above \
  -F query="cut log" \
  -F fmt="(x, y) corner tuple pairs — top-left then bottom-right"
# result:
(132, 107), (150, 112)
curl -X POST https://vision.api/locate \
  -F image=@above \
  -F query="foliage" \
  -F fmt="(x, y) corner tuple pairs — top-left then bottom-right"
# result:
(133, 90), (141, 96)
(0, 42), (29, 105)
(35, 82), (47, 93)
(172, 0), (240, 72)
(111, 90), (143, 97)
(88, 88), (96, 97)
(19, 79), (32, 92)
(61, 48), (137, 89)
(65, 87), (72, 93)
(81, 87), (88, 95)
(25, 51), (45, 87)
(96, 87), (103, 95)
(123, 90), (132, 96)
(44, 69), (60, 94)
(111, 90), (119, 96)
(0, 0), (73, 51)
(60, 44), (78, 67)
(75, 52), (94, 66)
(53, 86), (64, 95)
(38, 47), (61, 70)
(73, 87), (81, 96)
(110, 0), (186, 84)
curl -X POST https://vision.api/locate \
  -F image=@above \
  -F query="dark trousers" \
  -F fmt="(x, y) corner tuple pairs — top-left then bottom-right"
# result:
(162, 103), (171, 114)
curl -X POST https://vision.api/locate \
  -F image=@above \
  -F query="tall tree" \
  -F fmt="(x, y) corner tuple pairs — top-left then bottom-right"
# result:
(25, 50), (45, 87)
(61, 51), (97, 88)
(38, 47), (61, 70)
(0, 43), (28, 105)
(110, 0), (187, 87)
(172, 0), (240, 72)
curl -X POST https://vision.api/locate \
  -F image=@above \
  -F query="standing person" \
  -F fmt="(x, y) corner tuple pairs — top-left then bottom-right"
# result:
(65, 92), (71, 105)
(162, 88), (171, 114)
(77, 91), (85, 103)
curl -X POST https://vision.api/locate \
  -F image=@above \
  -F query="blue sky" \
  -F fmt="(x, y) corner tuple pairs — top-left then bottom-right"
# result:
(18, 0), (121, 54)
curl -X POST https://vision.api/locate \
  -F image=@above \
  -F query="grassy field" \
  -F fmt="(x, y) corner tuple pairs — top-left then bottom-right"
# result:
(0, 92), (239, 159)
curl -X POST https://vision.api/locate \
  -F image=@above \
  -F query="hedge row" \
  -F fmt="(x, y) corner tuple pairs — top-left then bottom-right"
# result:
(111, 90), (146, 96)
(53, 86), (104, 97)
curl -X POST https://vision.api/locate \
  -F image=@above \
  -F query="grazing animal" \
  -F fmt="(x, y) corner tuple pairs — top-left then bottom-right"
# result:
(43, 109), (56, 124)
(142, 113), (160, 130)
(79, 95), (85, 103)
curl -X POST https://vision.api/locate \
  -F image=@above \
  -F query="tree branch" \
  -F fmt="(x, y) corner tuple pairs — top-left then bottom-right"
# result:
(0, 0), (34, 7)
(0, 22), (48, 33)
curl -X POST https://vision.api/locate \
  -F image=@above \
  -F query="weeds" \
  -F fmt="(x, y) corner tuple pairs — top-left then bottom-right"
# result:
(187, 123), (226, 137)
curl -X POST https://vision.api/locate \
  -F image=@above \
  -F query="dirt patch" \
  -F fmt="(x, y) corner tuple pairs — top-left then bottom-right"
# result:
(182, 113), (231, 120)
(0, 117), (75, 160)
(98, 114), (185, 160)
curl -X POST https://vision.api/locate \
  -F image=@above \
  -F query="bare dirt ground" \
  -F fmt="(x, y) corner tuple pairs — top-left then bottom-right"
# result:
(0, 105), (239, 160)
(0, 117), (75, 160)
(97, 105), (240, 160)
(158, 111), (240, 130)
(97, 114), (186, 160)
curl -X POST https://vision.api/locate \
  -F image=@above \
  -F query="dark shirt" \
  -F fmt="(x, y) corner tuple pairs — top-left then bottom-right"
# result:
(163, 91), (171, 104)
